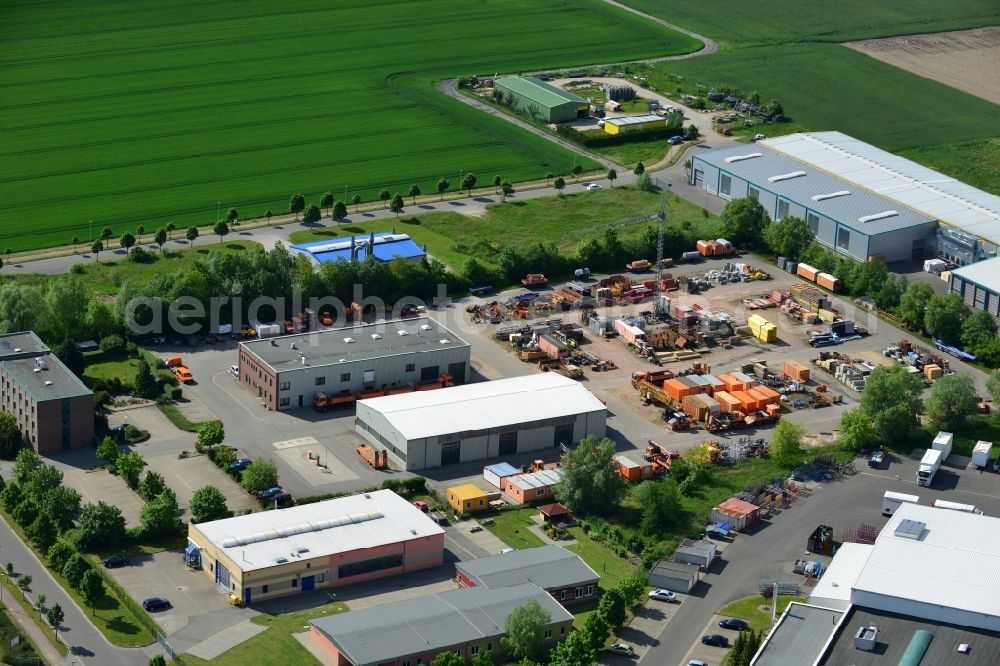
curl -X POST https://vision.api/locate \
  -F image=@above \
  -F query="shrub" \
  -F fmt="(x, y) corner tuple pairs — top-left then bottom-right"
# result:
(93, 390), (111, 408)
(166, 385), (182, 400)
(129, 246), (154, 263)
(98, 334), (126, 354)
(70, 264), (86, 275)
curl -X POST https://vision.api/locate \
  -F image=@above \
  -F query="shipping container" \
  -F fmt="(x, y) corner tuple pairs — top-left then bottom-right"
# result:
(746, 388), (770, 411)
(696, 240), (712, 257)
(718, 373), (751, 393)
(815, 272), (840, 292)
(714, 390), (743, 413)
(730, 390), (757, 414)
(972, 441), (993, 469)
(715, 238), (734, 255)
(783, 360), (811, 382)
(796, 262), (820, 282)
(483, 462), (521, 489)
(614, 319), (646, 344)
(681, 251), (701, 263)
(754, 385), (781, 405)
(786, 261), (798, 274)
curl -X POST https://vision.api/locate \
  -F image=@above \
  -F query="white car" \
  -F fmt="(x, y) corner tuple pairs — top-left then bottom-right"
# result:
(229, 364), (239, 377)
(751, 133), (767, 142)
(648, 589), (677, 602)
(585, 183), (601, 191)
(688, 661), (710, 666)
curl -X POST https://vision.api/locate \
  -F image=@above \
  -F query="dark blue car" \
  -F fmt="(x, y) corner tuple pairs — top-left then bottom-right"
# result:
(258, 486), (283, 499)
(229, 458), (252, 472)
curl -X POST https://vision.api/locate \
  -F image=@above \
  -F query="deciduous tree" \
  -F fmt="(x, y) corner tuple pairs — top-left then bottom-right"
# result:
(197, 421), (225, 450)
(302, 204), (321, 224)
(988, 369), (1000, 404)
(961, 310), (997, 353)
(607, 168), (617, 187)
(120, 232), (136, 256)
(154, 228), (167, 250)
(571, 164), (583, 181)
(554, 436), (625, 517)
(924, 293), (968, 344)
(771, 420), (806, 468)
(13, 449), (42, 485)
(633, 161), (645, 176)
(140, 487), (182, 538)
(721, 196), (770, 246)
(351, 194), (362, 212)
(186, 226), (199, 246)
(503, 600), (549, 662)
(91, 239), (103, 260)
(897, 281), (934, 330)
(837, 408), (878, 452)
(190, 485), (231, 523)
(62, 553), (90, 588)
(76, 501), (127, 551)
(138, 471), (166, 501)
(925, 372), (978, 431)
(115, 451), (145, 488)
(289, 194), (306, 219)
(28, 513), (57, 552)
(500, 180), (514, 201)
(333, 200), (348, 220)
(241, 459), (278, 494)
(379, 189), (391, 207)
(47, 542), (74, 572)
(461, 173), (478, 195)
(582, 612), (610, 651)
(548, 629), (595, 666)
(0, 411), (23, 459)
(320, 192), (334, 215)
(763, 216), (813, 259)
(436, 179), (450, 200)
(429, 653), (464, 666)
(80, 569), (104, 615)
(97, 436), (120, 466)
(408, 183), (421, 204)
(553, 177), (566, 195)
(390, 193), (405, 217)
(47, 603), (64, 635)
(597, 588), (627, 628)
(859, 365), (924, 445)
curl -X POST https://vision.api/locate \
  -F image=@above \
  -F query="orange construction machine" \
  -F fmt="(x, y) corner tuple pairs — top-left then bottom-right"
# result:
(358, 445), (388, 470)
(521, 274), (548, 286)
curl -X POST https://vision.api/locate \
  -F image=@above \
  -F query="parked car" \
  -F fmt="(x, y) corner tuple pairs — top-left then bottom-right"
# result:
(273, 492), (292, 504)
(142, 597), (171, 612)
(469, 525), (483, 533)
(229, 458), (252, 472)
(229, 364), (239, 377)
(868, 449), (885, 468)
(719, 618), (749, 631)
(102, 555), (129, 569)
(668, 135), (683, 145)
(480, 518), (495, 526)
(605, 642), (635, 657)
(173, 366), (194, 383)
(585, 183), (602, 191)
(751, 133), (767, 142)
(413, 500), (429, 512)
(702, 634), (728, 647)
(500, 547), (515, 554)
(648, 589), (677, 602)
(687, 661), (710, 666)
(258, 486), (283, 499)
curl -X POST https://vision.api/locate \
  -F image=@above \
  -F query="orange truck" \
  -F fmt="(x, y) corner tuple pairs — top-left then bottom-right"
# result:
(166, 356), (183, 368)
(173, 366), (194, 384)
(314, 392), (357, 411)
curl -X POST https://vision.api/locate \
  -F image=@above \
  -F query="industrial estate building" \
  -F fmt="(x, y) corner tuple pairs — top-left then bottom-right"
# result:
(455, 545), (600, 604)
(690, 140), (937, 263)
(355, 372), (607, 470)
(237, 317), (470, 410)
(602, 114), (667, 135)
(492, 76), (588, 123)
(290, 232), (426, 265)
(750, 503), (1000, 665)
(691, 131), (1000, 264)
(185, 490), (444, 604)
(948, 256), (1000, 318)
(309, 583), (572, 666)
(0, 332), (93, 455)
(447, 484), (490, 515)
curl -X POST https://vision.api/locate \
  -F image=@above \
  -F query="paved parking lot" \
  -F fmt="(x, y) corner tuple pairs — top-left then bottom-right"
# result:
(144, 453), (258, 519)
(62, 467), (143, 527)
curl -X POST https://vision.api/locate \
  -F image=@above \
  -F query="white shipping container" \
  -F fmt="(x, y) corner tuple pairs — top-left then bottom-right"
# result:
(933, 499), (983, 515)
(931, 431), (954, 460)
(972, 441), (993, 469)
(882, 490), (919, 517)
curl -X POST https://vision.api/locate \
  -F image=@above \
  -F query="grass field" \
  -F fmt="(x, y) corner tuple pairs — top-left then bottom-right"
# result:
(180, 601), (347, 666)
(0, 0), (700, 252)
(483, 507), (547, 550)
(288, 187), (721, 271)
(899, 139), (1000, 196)
(719, 595), (808, 634)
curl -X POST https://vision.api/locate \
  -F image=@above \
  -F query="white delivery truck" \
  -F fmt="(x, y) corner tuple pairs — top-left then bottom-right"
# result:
(916, 449), (943, 487)
(931, 431), (953, 460)
(972, 441), (993, 469)
(882, 491), (920, 517)
(932, 499), (984, 515)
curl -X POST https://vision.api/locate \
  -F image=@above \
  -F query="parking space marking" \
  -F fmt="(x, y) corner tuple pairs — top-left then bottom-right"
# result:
(273, 437), (319, 450)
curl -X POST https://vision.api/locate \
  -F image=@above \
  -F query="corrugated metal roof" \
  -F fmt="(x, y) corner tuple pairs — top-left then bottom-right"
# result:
(359, 373), (606, 441)
(456, 545), (599, 590)
(650, 559), (699, 579)
(494, 76), (585, 109)
(507, 468), (562, 490)
(291, 232), (426, 263)
(696, 144), (935, 235)
(808, 542), (873, 607)
(189, 490), (443, 572)
(604, 114), (665, 126)
(310, 583), (572, 666)
(763, 132), (1000, 245)
(851, 503), (1000, 618)
(484, 462), (521, 477)
(951, 256), (1000, 291)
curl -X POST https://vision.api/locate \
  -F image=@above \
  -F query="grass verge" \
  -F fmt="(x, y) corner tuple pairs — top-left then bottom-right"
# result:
(566, 528), (641, 590)
(719, 594), (808, 634)
(157, 403), (215, 433)
(0, 574), (63, 660)
(0, 512), (155, 647)
(178, 600), (348, 666)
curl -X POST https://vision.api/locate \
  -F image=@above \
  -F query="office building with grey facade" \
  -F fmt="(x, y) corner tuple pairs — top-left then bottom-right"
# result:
(949, 256), (1000, 319)
(237, 318), (470, 410)
(690, 141), (937, 263)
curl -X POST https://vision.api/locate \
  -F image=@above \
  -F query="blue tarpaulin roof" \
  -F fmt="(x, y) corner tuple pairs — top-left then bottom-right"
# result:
(291, 232), (426, 264)
(485, 462), (521, 477)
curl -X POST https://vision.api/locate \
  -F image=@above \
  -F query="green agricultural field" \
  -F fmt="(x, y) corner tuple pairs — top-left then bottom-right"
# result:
(621, 0), (1000, 46)
(899, 139), (1000, 196)
(0, 0), (700, 252)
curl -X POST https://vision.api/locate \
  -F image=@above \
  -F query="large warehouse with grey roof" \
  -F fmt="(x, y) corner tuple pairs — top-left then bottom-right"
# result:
(355, 372), (607, 470)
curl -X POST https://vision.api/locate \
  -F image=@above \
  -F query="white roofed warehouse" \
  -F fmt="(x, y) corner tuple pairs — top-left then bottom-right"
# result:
(185, 490), (444, 604)
(355, 373), (607, 471)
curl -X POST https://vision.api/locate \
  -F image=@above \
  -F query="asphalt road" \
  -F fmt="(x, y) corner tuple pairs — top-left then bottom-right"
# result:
(0, 518), (146, 666)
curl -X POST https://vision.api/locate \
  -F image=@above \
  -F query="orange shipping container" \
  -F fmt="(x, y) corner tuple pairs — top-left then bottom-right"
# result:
(730, 390), (757, 414)
(719, 373), (752, 393)
(747, 388), (770, 411)
(783, 360), (810, 382)
(816, 272), (840, 292)
(796, 262), (819, 282)
(754, 385), (781, 405)
(714, 390), (742, 413)
(766, 403), (781, 417)
(696, 240), (712, 257)
(664, 378), (700, 402)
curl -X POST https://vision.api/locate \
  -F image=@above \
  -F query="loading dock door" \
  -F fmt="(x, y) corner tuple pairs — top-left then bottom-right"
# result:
(694, 170), (704, 187)
(302, 576), (315, 592)
(554, 423), (575, 448)
(215, 561), (231, 592)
